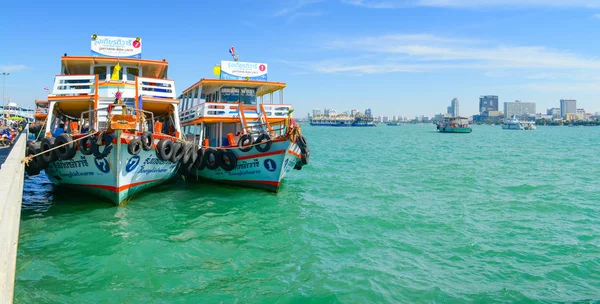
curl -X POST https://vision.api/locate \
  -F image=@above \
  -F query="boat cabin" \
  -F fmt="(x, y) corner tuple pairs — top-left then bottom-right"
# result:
(179, 79), (293, 148)
(45, 56), (181, 137)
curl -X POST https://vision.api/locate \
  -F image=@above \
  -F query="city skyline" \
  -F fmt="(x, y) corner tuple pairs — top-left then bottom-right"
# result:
(3, 1), (600, 117)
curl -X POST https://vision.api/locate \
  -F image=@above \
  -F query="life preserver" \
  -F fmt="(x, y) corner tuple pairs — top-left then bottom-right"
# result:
(156, 139), (174, 161)
(79, 136), (94, 155)
(204, 148), (221, 170)
(238, 134), (253, 152)
(128, 138), (142, 155)
(25, 142), (43, 175)
(40, 137), (57, 163)
(255, 133), (272, 153)
(170, 142), (184, 163)
(141, 131), (153, 151)
(92, 133), (113, 159)
(219, 149), (237, 171)
(54, 133), (77, 160)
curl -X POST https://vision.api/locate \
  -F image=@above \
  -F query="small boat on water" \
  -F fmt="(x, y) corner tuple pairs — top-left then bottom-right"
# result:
(309, 112), (375, 127)
(436, 117), (472, 133)
(386, 122), (401, 126)
(178, 57), (309, 192)
(24, 34), (183, 205)
(502, 116), (536, 130)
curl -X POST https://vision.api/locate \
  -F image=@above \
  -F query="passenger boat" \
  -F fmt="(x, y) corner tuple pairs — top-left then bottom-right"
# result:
(502, 116), (536, 130)
(24, 35), (184, 205)
(178, 59), (309, 192)
(436, 117), (472, 133)
(309, 112), (375, 127)
(29, 99), (48, 138)
(386, 122), (400, 126)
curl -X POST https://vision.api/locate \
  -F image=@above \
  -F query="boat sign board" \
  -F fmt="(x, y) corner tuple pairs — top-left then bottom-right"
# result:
(220, 61), (267, 81)
(91, 35), (142, 58)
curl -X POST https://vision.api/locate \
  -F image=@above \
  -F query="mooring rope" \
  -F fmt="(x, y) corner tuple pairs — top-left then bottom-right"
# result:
(21, 130), (97, 165)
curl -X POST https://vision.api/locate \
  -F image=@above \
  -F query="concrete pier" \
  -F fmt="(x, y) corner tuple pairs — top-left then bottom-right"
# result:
(0, 131), (27, 304)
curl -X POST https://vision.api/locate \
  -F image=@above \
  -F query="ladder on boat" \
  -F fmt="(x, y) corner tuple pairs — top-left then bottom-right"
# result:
(238, 103), (273, 136)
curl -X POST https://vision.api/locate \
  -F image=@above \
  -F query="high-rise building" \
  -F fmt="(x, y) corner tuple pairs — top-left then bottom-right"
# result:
(504, 100), (536, 118)
(365, 108), (372, 116)
(547, 108), (561, 118)
(560, 99), (576, 118)
(479, 95), (499, 115)
(312, 108), (322, 117)
(447, 98), (459, 117)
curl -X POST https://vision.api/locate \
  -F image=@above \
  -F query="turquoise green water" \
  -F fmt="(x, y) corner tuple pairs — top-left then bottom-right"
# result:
(15, 125), (600, 303)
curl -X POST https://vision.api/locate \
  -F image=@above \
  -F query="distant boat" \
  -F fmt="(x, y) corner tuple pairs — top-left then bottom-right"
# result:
(502, 116), (536, 130)
(385, 122), (401, 126)
(436, 117), (472, 133)
(310, 113), (376, 127)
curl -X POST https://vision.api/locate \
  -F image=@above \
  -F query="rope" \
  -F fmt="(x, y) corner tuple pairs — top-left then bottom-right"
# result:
(35, 115), (49, 141)
(21, 130), (97, 165)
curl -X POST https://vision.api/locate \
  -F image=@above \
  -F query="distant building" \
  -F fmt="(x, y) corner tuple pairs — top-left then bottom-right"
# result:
(351, 109), (359, 116)
(365, 108), (372, 116)
(312, 108), (322, 117)
(479, 95), (499, 115)
(504, 100), (536, 118)
(576, 108), (585, 119)
(382, 116), (389, 122)
(560, 99), (576, 118)
(564, 113), (579, 121)
(547, 108), (561, 118)
(447, 98), (459, 117)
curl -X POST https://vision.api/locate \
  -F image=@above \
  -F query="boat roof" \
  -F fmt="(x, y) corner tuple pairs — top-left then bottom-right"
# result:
(34, 99), (48, 106)
(182, 78), (286, 97)
(61, 56), (169, 78)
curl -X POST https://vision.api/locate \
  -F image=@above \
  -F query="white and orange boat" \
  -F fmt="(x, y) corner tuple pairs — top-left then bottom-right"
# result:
(178, 57), (309, 191)
(24, 35), (187, 205)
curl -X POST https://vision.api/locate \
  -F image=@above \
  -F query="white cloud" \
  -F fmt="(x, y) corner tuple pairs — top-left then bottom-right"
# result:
(311, 34), (600, 74)
(0, 65), (27, 72)
(274, 0), (323, 16)
(342, 0), (600, 8)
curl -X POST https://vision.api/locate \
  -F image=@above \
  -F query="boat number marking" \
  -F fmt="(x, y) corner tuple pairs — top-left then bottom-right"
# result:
(264, 159), (276, 172)
(126, 156), (140, 173)
(95, 158), (110, 173)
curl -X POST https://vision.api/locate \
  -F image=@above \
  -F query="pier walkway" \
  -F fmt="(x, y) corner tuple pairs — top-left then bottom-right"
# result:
(0, 130), (27, 304)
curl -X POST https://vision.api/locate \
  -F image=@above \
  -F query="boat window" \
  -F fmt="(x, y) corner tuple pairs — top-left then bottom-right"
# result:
(125, 67), (139, 81)
(94, 66), (107, 81)
(122, 98), (135, 109)
(220, 87), (256, 105)
(110, 66), (123, 80)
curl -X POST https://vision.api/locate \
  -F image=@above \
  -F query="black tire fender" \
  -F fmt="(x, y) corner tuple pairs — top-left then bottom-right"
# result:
(195, 148), (206, 170)
(254, 133), (272, 153)
(204, 148), (221, 170)
(40, 137), (57, 163)
(170, 142), (184, 163)
(156, 139), (174, 161)
(238, 134), (253, 152)
(128, 138), (142, 155)
(141, 131), (153, 151)
(25, 142), (44, 174)
(219, 149), (237, 171)
(79, 135), (95, 155)
(54, 133), (77, 160)
(92, 133), (113, 159)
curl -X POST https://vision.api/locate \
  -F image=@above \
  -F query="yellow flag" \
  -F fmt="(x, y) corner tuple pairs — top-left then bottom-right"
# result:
(111, 63), (121, 80)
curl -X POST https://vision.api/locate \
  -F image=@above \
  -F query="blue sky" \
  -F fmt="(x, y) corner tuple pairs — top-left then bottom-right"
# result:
(2, 0), (600, 118)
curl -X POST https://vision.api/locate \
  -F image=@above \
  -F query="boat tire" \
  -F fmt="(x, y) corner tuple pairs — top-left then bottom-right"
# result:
(294, 161), (303, 170)
(301, 146), (310, 165)
(297, 135), (307, 148)
(92, 133), (113, 159)
(254, 134), (272, 153)
(26, 142), (44, 174)
(170, 142), (184, 163)
(40, 137), (57, 164)
(156, 139), (174, 161)
(128, 138), (143, 156)
(219, 149), (237, 171)
(238, 134), (253, 152)
(79, 136), (95, 155)
(54, 133), (77, 160)
(204, 148), (221, 170)
(181, 143), (194, 165)
(195, 148), (206, 170)
(141, 131), (153, 151)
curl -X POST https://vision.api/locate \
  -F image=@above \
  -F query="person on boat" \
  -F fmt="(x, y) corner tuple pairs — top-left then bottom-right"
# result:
(167, 125), (176, 136)
(53, 123), (65, 137)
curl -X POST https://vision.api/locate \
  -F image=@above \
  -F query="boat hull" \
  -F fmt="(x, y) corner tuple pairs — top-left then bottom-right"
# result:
(310, 123), (375, 127)
(439, 127), (472, 133)
(44, 132), (179, 205)
(188, 140), (303, 192)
